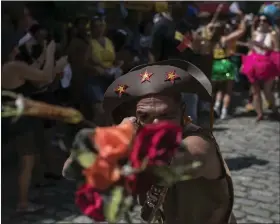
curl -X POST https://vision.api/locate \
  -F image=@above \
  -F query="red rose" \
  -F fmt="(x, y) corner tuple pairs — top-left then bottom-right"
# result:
(75, 184), (105, 221)
(130, 121), (182, 169)
(126, 122), (182, 194)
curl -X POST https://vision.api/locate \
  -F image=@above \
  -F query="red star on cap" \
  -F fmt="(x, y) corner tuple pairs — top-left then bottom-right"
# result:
(139, 70), (153, 83)
(114, 84), (128, 97)
(165, 70), (180, 84)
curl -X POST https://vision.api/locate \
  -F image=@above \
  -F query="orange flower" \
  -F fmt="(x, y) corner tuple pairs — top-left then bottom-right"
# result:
(92, 121), (134, 163)
(83, 157), (121, 190)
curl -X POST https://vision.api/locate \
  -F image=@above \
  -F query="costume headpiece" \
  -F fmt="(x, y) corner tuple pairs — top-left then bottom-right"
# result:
(103, 59), (212, 117)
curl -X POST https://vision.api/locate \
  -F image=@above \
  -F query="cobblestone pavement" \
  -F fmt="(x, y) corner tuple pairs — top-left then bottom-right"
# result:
(2, 107), (280, 224)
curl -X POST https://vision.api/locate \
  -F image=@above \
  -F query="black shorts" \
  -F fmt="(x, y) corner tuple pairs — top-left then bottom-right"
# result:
(2, 117), (44, 155)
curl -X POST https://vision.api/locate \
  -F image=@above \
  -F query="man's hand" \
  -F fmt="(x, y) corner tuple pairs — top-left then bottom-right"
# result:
(121, 116), (136, 124)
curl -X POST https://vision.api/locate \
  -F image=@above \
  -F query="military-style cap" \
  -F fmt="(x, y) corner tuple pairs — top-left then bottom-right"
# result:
(103, 59), (212, 116)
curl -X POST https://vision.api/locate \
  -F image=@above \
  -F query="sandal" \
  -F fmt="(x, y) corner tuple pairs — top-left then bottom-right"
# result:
(16, 202), (45, 213)
(256, 114), (264, 122)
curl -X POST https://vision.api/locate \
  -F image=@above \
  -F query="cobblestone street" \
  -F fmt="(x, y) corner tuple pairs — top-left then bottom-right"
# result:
(2, 105), (280, 224)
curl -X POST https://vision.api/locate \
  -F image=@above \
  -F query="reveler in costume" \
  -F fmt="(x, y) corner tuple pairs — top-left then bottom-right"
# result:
(101, 59), (236, 224)
(194, 5), (225, 127)
(2, 13), (58, 211)
(148, 2), (214, 128)
(212, 18), (246, 120)
(241, 14), (279, 121)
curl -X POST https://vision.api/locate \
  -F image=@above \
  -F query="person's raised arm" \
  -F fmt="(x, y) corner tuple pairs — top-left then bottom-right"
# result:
(222, 18), (246, 44)
(272, 29), (280, 51)
(30, 42), (47, 69)
(3, 41), (56, 83)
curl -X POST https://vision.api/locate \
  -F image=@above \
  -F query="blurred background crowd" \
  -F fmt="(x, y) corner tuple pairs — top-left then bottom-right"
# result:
(1, 1), (280, 213)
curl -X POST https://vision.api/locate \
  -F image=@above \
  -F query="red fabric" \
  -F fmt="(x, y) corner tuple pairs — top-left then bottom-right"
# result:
(177, 34), (193, 52)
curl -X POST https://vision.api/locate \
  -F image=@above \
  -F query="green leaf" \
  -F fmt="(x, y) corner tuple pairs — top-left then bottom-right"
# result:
(105, 186), (123, 223)
(76, 151), (96, 168)
(152, 161), (203, 187)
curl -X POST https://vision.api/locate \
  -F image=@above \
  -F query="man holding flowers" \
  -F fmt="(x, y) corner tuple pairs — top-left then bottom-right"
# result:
(63, 59), (236, 224)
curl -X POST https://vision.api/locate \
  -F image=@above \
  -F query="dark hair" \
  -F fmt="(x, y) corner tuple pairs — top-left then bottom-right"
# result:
(139, 20), (151, 35)
(74, 15), (88, 27)
(2, 2), (26, 28)
(258, 13), (273, 26)
(91, 12), (106, 25)
(28, 23), (44, 36)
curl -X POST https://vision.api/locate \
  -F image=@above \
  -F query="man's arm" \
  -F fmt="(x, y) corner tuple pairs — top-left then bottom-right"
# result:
(177, 135), (221, 179)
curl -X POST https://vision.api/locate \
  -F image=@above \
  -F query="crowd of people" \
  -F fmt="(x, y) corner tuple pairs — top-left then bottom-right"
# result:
(1, 1), (280, 216)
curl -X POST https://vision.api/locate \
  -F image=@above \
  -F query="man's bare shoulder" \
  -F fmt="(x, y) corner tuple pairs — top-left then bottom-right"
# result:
(183, 135), (214, 157)
(181, 134), (221, 179)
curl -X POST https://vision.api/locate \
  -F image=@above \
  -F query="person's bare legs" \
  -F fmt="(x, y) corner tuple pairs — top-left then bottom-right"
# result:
(16, 132), (44, 212)
(221, 80), (234, 119)
(18, 154), (35, 208)
(263, 78), (277, 112)
(251, 82), (263, 121)
(246, 86), (255, 112)
(213, 82), (223, 117)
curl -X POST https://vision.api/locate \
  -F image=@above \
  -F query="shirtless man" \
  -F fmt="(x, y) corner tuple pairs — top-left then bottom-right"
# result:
(62, 59), (236, 223)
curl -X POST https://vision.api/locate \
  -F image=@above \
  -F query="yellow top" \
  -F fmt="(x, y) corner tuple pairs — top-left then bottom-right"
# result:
(155, 2), (168, 13)
(213, 40), (237, 59)
(213, 43), (227, 59)
(91, 37), (116, 69)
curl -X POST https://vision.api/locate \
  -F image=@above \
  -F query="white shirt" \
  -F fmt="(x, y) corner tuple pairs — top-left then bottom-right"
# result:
(18, 32), (33, 47)
(60, 64), (72, 88)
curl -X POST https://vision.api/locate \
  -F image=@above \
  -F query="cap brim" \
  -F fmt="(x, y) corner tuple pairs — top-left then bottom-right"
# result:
(103, 59), (212, 115)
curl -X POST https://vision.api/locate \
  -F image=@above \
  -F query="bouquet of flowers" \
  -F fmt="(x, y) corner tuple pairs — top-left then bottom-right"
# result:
(1, 91), (201, 223)
(71, 120), (201, 223)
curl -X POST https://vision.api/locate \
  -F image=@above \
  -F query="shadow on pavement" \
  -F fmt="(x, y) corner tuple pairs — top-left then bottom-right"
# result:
(212, 127), (229, 132)
(231, 111), (257, 119)
(225, 156), (269, 171)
